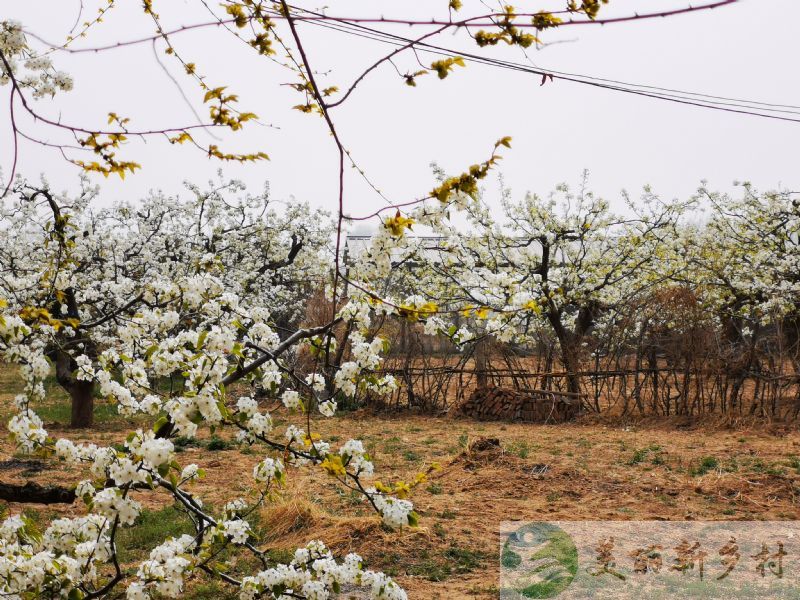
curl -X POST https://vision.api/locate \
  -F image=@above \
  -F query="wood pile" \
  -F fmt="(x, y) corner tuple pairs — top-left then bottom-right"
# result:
(457, 386), (580, 423)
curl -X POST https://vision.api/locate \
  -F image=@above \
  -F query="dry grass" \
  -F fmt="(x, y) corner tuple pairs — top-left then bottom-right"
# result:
(1, 369), (799, 598)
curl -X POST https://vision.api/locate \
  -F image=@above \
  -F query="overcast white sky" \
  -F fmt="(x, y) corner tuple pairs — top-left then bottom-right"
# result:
(2, 0), (799, 228)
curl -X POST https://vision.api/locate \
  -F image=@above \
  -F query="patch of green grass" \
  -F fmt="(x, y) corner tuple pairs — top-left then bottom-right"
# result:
(382, 436), (403, 454)
(457, 433), (469, 448)
(439, 509), (457, 520)
(426, 483), (443, 495)
(206, 436), (231, 451)
(691, 456), (719, 476)
(35, 401), (121, 425)
(406, 545), (488, 581)
(766, 464), (787, 476)
(265, 547), (295, 565)
(173, 436), (203, 452)
(183, 582), (239, 599)
(506, 440), (531, 459)
(722, 456), (741, 473)
(333, 487), (364, 507)
(117, 505), (194, 563)
(403, 449), (421, 462)
(468, 584), (500, 596)
(655, 493), (677, 506)
(628, 448), (650, 465)
(444, 545), (486, 570)
(627, 444), (666, 466)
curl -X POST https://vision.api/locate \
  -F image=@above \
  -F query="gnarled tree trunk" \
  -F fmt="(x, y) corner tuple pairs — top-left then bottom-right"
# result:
(52, 347), (95, 428)
(69, 381), (95, 428)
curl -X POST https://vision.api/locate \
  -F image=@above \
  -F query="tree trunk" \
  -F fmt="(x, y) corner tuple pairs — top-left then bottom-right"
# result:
(70, 381), (95, 428)
(560, 344), (582, 397)
(52, 347), (95, 428)
(547, 304), (597, 407)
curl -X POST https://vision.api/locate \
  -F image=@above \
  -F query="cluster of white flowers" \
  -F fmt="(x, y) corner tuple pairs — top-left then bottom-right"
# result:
(0, 514), (91, 596)
(180, 463), (201, 481)
(74, 353), (95, 381)
(224, 498), (249, 517)
(318, 398), (337, 417)
(93, 488), (142, 525)
(7, 410), (47, 452)
(261, 359), (282, 388)
(284, 424), (305, 445)
(252, 456), (284, 484)
(128, 535), (196, 598)
(364, 373), (398, 396)
(221, 519), (252, 545)
(239, 540), (407, 600)
(236, 395), (258, 417)
(305, 372), (326, 392)
(339, 439), (374, 477)
(132, 431), (175, 468)
(281, 388), (302, 410)
(369, 492), (415, 530)
(246, 410), (273, 436)
(329, 327), (397, 402)
(0, 21), (73, 97)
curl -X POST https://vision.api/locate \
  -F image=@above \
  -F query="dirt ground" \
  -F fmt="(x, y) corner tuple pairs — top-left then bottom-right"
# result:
(1, 370), (799, 598)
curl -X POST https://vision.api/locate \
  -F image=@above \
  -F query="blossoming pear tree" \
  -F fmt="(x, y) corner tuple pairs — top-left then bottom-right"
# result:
(677, 183), (800, 404)
(349, 173), (692, 399)
(0, 175), (333, 428)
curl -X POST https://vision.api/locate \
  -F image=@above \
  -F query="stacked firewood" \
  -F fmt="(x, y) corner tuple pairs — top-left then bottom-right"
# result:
(458, 386), (579, 423)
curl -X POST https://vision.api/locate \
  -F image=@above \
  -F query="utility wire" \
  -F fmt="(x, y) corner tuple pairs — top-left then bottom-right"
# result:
(285, 6), (800, 123)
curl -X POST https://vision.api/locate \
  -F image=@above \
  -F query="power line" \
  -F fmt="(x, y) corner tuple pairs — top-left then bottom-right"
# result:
(288, 7), (800, 123)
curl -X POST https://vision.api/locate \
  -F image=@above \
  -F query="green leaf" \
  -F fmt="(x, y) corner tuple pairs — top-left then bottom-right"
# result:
(196, 330), (208, 350)
(153, 416), (169, 433)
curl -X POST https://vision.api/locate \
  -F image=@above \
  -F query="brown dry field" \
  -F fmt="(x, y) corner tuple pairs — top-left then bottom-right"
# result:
(1, 367), (799, 599)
